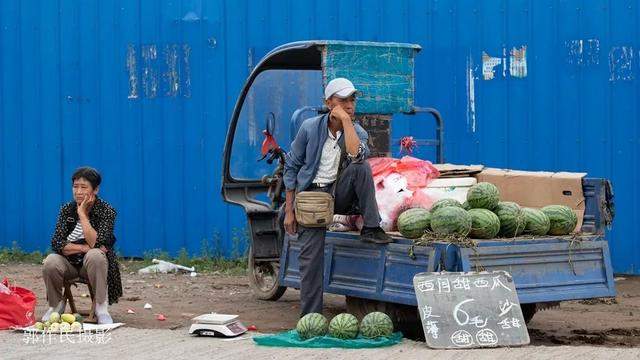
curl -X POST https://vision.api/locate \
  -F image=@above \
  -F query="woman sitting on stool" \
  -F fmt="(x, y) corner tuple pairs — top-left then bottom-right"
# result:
(42, 166), (122, 324)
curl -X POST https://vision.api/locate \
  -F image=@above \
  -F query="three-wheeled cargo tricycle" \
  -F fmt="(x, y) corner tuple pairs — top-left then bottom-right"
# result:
(221, 40), (616, 337)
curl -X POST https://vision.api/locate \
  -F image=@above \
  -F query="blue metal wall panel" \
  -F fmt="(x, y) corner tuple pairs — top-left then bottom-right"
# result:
(0, 0), (638, 273)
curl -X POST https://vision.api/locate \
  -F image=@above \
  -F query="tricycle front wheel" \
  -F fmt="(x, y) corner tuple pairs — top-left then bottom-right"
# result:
(248, 246), (287, 301)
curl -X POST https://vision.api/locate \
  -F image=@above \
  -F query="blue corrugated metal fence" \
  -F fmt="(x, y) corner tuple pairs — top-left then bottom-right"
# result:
(0, 0), (638, 273)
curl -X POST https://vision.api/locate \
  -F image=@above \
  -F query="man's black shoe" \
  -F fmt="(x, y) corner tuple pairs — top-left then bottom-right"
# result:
(360, 227), (393, 244)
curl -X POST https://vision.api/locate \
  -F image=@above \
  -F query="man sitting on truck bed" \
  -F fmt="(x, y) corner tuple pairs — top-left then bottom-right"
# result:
(283, 77), (391, 316)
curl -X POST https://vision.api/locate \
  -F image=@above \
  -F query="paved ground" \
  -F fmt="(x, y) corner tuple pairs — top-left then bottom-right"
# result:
(3, 263), (640, 346)
(2, 263), (640, 358)
(2, 327), (640, 360)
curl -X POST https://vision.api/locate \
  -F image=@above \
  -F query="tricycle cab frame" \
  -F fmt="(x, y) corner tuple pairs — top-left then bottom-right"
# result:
(221, 41), (441, 299)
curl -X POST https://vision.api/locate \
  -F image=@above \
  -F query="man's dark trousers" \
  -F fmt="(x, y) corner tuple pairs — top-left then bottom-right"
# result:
(295, 161), (381, 316)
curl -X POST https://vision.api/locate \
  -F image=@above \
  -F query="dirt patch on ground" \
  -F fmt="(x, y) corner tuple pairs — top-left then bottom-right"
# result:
(2, 263), (639, 347)
(523, 277), (640, 347)
(0, 262), (345, 333)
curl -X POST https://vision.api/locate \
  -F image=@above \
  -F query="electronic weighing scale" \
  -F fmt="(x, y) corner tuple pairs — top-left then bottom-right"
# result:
(188, 313), (248, 337)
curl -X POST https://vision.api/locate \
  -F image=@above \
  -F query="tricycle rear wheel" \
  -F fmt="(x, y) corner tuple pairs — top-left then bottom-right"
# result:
(521, 303), (540, 324)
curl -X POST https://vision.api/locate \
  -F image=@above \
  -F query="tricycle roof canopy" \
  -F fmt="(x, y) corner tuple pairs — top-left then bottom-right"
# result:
(255, 40), (422, 114)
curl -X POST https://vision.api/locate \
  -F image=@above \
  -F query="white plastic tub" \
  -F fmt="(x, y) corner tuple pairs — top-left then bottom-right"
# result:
(422, 177), (477, 204)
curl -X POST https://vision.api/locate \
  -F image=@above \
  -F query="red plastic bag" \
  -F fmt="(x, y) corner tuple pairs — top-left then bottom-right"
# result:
(395, 156), (440, 189)
(368, 156), (440, 231)
(368, 157), (398, 186)
(0, 278), (36, 329)
(368, 156), (440, 190)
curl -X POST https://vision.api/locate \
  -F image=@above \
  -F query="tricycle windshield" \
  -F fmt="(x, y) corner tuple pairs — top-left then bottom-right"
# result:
(230, 69), (323, 180)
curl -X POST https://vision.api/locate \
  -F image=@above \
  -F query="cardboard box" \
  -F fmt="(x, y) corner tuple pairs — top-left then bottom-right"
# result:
(475, 168), (586, 231)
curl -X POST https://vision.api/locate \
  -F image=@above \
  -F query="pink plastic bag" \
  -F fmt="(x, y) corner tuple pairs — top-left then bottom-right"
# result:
(395, 156), (440, 189)
(368, 157), (398, 187)
(368, 156), (439, 190)
(376, 187), (413, 231)
(368, 156), (440, 231)
(402, 190), (436, 211)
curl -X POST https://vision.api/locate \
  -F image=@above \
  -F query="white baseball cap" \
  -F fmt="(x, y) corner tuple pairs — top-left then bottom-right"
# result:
(324, 78), (359, 100)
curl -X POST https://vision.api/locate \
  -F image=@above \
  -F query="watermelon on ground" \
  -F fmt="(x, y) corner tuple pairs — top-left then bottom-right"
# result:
(541, 205), (578, 235)
(430, 198), (462, 213)
(329, 313), (359, 339)
(397, 208), (431, 239)
(494, 201), (526, 237)
(522, 208), (550, 236)
(467, 182), (500, 210)
(296, 313), (329, 340)
(468, 208), (501, 239)
(430, 206), (472, 237)
(360, 312), (394, 339)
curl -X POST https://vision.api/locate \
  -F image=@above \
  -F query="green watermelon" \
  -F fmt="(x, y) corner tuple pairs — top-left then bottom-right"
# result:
(541, 205), (578, 235)
(494, 201), (526, 237)
(72, 313), (84, 324)
(430, 206), (472, 237)
(462, 201), (471, 210)
(430, 198), (462, 213)
(296, 313), (328, 340)
(328, 313), (359, 339)
(397, 208), (431, 238)
(360, 312), (394, 338)
(467, 182), (500, 210)
(522, 208), (550, 236)
(468, 208), (501, 239)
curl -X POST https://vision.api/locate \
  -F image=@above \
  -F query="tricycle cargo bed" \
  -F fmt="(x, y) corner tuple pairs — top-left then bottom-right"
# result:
(279, 178), (615, 306)
(280, 234), (616, 306)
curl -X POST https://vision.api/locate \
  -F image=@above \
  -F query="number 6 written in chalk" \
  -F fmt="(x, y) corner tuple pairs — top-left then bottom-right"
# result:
(453, 299), (475, 326)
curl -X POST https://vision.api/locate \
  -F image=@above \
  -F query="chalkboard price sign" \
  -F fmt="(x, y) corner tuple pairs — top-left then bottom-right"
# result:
(413, 271), (530, 349)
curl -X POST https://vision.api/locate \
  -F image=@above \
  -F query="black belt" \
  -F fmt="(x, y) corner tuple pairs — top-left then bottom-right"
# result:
(308, 182), (333, 190)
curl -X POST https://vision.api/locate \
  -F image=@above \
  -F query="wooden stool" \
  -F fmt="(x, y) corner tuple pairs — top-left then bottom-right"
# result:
(63, 277), (96, 323)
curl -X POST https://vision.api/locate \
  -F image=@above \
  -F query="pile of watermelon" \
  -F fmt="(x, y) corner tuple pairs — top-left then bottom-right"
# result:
(295, 311), (394, 340)
(395, 181), (579, 240)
